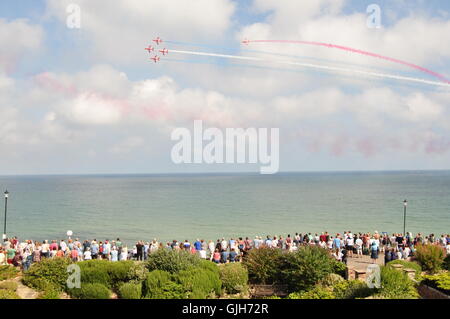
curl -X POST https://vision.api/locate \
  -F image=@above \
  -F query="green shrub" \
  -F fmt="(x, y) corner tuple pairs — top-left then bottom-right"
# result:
(219, 263), (249, 294)
(0, 289), (20, 299)
(126, 262), (149, 283)
(146, 250), (201, 273)
(144, 259), (222, 299)
(422, 272), (450, 294)
(319, 273), (345, 287)
(107, 261), (134, 284)
(443, 255), (450, 271)
(143, 270), (186, 299)
(23, 277), (60, 293)
(175, 267), (222, 299)
(79, 267), (111, 288)
(23, 257), (72, 292)
(242, 247), (283, 284)
(38, 288), (61, 299)
(387, 260), (422, 280)
(119, 282), (142, 299)
(332, 280), (374, 299)
(0, 281), (18, 291)
(331, 259), (347, 277)
(199, 259), (220, 275)
(414, 244), (445, 274)
(262, 295), (281, 299)
(0, 265), (19, 281)
(288, 286), (335, 299)
(77, 259), (134, 289)
(279, 246), (334, 292)
(70, 283), (112, 299)
(379, 266), (418, 299)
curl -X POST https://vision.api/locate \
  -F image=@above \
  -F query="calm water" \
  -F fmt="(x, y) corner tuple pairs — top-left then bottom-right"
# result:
(0, 171), (449, 245)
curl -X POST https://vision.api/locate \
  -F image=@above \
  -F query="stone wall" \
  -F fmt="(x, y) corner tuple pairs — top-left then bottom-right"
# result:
(418, 284), (450, 299)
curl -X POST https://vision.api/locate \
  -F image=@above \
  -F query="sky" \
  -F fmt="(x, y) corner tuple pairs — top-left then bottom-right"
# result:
(0, 0), (449, 175)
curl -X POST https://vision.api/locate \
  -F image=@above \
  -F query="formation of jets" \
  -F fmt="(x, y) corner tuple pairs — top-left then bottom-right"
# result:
(145, 37), (167, 63)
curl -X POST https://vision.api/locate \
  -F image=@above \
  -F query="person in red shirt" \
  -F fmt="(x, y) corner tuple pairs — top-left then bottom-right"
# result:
(71, 247), (78, 262)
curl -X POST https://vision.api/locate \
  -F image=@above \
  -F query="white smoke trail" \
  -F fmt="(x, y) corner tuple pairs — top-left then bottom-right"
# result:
(170, 49), (450, 88)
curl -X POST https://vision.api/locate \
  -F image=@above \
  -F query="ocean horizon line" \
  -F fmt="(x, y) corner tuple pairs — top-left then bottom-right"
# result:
(1, 168), (450, 178)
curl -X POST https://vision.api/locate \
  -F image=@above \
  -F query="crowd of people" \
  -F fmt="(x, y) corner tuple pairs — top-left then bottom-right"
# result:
(0, 231), (449, 271)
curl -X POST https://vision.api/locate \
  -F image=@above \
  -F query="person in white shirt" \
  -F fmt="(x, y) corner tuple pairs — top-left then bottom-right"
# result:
(332, 248), (342, 261)
(446, 243), (450, 255)
(355, 237), (363, 258)
(208, 240), (215, 260)
(221, 238), (228, 251)
(41, 240), (50, 258)
(403, 246), (411, 260)
(346, 236), (354, 257)
(327, 238), (333, 250)
(150, 239), (159, 253)
(271, 237), (279, 248)
(0, 249), (6, 265)
(83, 247), (92, 260)
(60, 240), (67, 252)
(121, 246), (128, 261)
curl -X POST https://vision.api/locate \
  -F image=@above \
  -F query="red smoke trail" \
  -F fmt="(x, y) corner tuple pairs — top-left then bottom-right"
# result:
(246, 40), (450, 84)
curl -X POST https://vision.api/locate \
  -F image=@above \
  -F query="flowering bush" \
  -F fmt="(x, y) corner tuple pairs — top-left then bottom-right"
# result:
(414, 244), (445, 274)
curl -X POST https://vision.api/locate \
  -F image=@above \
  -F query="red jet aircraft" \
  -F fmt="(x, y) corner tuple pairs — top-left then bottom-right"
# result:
(150, 55), (160, 63)
(153, 37), (163, 45)
(144, 45), (154, 53)
(159, 48), (168, 55)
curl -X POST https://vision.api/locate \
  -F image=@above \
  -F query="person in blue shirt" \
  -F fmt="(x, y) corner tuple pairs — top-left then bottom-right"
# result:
(221, 250), (229, 264)
(194, 239), (202, 251)
(370, 242), (379, 263)
(333, 235), (341, 250)
(229, 249), (237, 262)
(384, 249), (392, 264)
(90, 241), (99, 259)
(183, 240), (191, 250)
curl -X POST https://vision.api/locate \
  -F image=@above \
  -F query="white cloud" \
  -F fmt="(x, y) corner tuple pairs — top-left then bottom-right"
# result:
(237, 1), (450, 73)
(24, 64), (450, 159)
(0, 18), (44, 72)
(45, 0), (235, 65)
(64, 92), (124, 125)
(2, 1), (450, 173)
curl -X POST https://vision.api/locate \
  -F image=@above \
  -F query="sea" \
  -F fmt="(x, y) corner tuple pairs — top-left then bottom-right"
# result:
(0, 171), (449, 245)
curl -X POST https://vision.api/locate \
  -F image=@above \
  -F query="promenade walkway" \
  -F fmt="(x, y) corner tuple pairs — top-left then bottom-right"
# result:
(346, 254), (384, 281)
(347, 254), (385, 271)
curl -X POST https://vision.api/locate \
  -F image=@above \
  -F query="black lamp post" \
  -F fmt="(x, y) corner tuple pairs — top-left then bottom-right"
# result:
(403, 199), (408, 236)
(3, 190), (9, 240)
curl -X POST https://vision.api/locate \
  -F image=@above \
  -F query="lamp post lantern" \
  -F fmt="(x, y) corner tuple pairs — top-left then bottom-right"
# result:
(403, 199), (408, 236)
(3, 190), (9, 240)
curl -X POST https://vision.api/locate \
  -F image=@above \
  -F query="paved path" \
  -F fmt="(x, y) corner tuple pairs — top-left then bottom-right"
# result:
(347, 254), (384, 272)
(11, 276), (40, 299)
